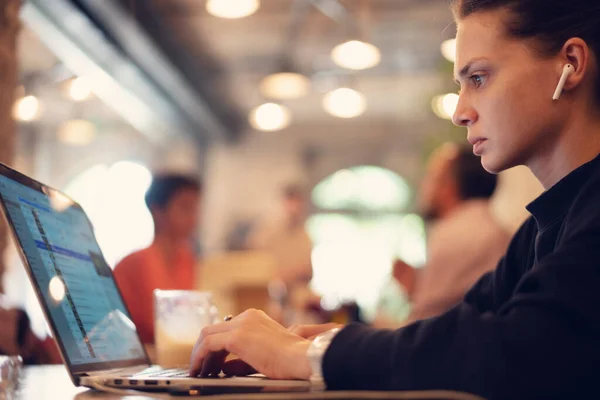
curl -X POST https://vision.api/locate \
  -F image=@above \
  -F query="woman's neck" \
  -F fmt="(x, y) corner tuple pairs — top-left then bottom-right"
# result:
(527, 110), (600, 190)
(152, 234), (186, 265)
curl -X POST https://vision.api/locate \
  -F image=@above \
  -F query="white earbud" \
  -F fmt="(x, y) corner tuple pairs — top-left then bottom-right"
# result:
(553, 64), (574, 100)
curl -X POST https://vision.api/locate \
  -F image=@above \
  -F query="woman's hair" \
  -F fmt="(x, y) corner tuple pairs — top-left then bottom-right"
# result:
(452, 0), (600, 103)
(145, 174), (202, 211)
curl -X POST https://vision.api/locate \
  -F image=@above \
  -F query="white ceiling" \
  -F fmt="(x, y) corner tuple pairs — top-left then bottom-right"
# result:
(157, 0), (458, 131)
(17, 26), (140, 129)
(16, 0), (463, 173)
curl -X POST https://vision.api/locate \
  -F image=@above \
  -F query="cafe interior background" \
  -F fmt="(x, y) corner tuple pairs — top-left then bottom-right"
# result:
(1, 0), (543, 340)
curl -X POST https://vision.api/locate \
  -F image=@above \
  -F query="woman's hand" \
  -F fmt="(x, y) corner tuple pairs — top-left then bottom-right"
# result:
(189, 309), (312, 380)
(288, 323), (343, 340)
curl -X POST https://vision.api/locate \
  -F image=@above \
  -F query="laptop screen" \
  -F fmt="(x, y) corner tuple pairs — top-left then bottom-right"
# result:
(0, 165), (148, 373)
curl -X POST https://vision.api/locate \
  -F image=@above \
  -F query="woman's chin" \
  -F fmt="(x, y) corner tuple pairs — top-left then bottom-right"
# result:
(480, 154), (508, 175)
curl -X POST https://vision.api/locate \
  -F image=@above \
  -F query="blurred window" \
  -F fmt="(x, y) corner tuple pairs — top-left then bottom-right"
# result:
(307, 166), (426, 319)
(64, 161), (154, 267)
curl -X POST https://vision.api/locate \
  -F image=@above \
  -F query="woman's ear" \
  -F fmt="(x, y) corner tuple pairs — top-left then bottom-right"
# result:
(560, 37), (591, 92)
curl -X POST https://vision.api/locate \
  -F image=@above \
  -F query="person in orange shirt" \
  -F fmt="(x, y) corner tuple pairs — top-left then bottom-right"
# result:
(114, 174), (202, 344)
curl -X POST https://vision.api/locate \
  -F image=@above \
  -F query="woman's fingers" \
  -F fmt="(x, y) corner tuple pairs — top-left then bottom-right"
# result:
(190, 316), (243, 376)
(189, 331), (232, 376)
(200, 349), (229, 377)
(222, 358), (258, 376)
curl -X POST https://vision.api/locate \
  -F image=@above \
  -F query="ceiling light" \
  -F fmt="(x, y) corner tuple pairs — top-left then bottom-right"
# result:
(322, 88), (366, 119)
(57, 119), (97, 146)
(260, 72), (310, 100)
(331, 40), (381, 70)
(13, 95), (40, 122)
(68, 77), (92, 101)
(249, 103), (291, 131)
(441, 38), (456, 63)
(431, 93), (459, 120)
(206, 0), (260, 19)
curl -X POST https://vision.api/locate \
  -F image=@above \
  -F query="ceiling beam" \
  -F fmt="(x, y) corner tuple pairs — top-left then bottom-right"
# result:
(22, 0), (242, 146)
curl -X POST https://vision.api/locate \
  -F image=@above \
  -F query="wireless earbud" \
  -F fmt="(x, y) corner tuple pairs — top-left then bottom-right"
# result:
(553, 64), (574, 100)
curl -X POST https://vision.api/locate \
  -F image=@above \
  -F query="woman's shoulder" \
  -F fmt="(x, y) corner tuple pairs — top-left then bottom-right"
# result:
(504, 216), (538, 258)
(113, 247), (154, 275)
(567, 165), (600, 224)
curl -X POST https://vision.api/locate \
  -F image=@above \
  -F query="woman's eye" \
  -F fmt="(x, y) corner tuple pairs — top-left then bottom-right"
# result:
(470, 75), (484, 88)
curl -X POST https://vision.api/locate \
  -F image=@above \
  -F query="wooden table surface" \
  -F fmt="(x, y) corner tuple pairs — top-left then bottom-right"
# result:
(14, 365), (486, 400)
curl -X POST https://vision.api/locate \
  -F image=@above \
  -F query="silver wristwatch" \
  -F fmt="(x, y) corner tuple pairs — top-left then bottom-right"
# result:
(306, 327), (341, 384)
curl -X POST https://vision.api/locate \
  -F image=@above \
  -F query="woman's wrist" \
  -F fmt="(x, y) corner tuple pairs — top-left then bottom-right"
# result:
(290, 340), (312, 380)
(306, 327), (342, 383)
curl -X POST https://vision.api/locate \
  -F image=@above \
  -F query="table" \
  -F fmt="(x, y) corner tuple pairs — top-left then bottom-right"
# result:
(15, 366), (486, 400)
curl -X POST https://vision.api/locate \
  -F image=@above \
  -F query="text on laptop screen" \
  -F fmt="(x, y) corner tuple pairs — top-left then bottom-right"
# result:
(0, 174), (145, 367)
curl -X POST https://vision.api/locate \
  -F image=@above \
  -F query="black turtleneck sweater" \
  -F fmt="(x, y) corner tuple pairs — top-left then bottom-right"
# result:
(323, 154), (600, 399)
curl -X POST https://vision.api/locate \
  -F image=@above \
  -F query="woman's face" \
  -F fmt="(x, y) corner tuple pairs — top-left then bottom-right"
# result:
(453, 9), (567, 173)
(154, 188), (201, 239)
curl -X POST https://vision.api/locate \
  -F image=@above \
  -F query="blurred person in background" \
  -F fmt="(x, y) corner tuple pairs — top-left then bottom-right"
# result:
(406, 143), (511, 322)
(246, 184), (314, 325)
(372, 259), (418, 328)
(247, 184), (313, 286)
(114, 174), (202, 344)
(0, 295), (61, 365)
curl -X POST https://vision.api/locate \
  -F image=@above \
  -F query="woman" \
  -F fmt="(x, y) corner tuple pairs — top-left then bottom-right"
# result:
(189, 0), (600, 397)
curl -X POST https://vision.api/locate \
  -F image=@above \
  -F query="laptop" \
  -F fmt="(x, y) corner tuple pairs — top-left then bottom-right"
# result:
(0, 163), (312, 394)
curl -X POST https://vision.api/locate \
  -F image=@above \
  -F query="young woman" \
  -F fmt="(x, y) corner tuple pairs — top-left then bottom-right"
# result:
(189, 1), (600, 397)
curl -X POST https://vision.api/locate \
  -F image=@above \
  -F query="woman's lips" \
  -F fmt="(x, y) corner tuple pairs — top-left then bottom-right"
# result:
(469, 138), (487, 155)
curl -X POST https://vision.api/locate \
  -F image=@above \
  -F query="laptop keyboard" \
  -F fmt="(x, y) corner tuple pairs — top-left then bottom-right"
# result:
(132, 367), (190, 378)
